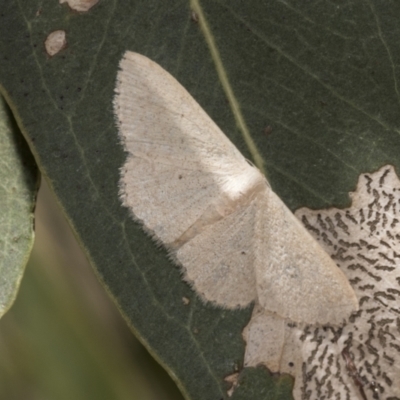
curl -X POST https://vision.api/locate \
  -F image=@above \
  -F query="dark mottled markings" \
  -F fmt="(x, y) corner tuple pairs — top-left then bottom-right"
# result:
(391, 218), (399, 228)
(345, 211), (358, 224)
(325, 216), (338, 238)
(383, 352), (395, 365)
(359, 209), (366, 224)
(366, 272), (381, 282)
(348, 263), (368, 272)
(333, 248), (354, 262)
(379, 240), (390, 249)
(342, 348), (368, 400)
(374, 265), (395, 271)
(366, 212), (380, 233)
(374, 291), (396, 301)
(335, 213), (350, 235)
(384, 192), (394, 211)
(359, 284), (375, 291)
(379, 168), (390, 187)
(317, 214), (328, 230)
(383, 213), (388, 228)
(365, 175), (373, 193)
(321, 232), (333, 246)
(387, 230), (395, 240)
(294, 166), (400, 399)
(378, 252), (395, 264)
(301, 215), (320, 235)
(357, 254), (378, 265)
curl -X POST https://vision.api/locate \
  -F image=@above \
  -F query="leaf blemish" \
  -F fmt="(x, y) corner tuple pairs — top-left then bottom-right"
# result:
(44, 30), (67, 57)
(59, 0), (98, 12)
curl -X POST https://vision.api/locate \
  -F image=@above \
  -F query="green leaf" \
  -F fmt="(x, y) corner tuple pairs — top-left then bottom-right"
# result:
(0, 96), (38, 318)
(1, 1), (399, 399)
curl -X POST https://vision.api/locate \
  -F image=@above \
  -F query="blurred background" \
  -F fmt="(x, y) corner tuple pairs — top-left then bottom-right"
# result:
(0, 179), (185, 400)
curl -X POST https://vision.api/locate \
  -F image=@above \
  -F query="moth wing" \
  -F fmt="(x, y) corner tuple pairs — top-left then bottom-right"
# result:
(254, 188), (358, 325)
(176, 200), (258, 307)
(114, 51), (260, 244)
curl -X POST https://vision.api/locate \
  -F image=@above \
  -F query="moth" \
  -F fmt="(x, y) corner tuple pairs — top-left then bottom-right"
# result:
(114, 51), (358, 325)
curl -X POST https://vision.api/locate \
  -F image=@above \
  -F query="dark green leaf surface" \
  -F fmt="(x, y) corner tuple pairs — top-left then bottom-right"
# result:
(0, 96), (37, 318)
(1, 1), (400, 399)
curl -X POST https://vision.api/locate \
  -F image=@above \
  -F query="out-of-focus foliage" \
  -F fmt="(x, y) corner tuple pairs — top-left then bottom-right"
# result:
(0, 96), (37, 319)
(0, 181), (184, 400)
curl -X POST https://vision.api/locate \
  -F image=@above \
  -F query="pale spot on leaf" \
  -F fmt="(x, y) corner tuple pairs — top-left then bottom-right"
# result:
(59, 0), (98, 12)
(224, 372), (239, 397)
(182, 296), (190, 305)
(44, 30), (66, 57)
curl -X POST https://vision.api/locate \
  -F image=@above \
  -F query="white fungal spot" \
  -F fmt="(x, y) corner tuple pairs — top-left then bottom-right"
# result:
(113, 51), (358, 326)
(44, 30), (66, 57)
(182, 296), (190, 305)
(224, 372), (239, 397)
(59, 0), (98, 12)
(190, 10), (199, 23)
(243, 165), (400, 399)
